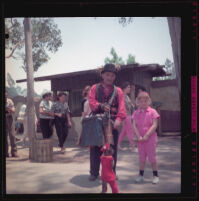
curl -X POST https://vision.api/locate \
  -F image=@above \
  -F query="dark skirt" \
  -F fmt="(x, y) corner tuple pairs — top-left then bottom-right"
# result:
(40, 118), (54, 139)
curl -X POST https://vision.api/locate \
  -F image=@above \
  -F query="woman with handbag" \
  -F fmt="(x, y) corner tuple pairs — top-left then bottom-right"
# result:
(88, 64), (126, 181)
(51, 92), (72, 153)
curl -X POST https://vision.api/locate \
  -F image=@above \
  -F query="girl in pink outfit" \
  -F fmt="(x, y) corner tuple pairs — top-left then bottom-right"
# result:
(132, 91), (160, 184)
(118, 82), (135, 151)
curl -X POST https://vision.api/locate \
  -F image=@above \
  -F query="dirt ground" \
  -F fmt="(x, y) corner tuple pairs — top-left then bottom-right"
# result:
(6, 133), (181, 194)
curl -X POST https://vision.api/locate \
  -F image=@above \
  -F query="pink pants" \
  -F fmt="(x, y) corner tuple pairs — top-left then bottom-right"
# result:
(118, 115), (134, 146)
(138, 134), (158, 163)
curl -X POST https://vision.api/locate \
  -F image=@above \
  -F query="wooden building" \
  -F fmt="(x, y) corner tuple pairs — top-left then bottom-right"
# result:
(16, 63), (167, 138)
(16, 63), (166, 116)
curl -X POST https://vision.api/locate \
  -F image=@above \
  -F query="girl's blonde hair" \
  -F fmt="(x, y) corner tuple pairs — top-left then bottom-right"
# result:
(135, 91), (152, 106)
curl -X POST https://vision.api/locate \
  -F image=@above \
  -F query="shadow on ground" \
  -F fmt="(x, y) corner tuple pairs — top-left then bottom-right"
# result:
(70, 174), (101, 188)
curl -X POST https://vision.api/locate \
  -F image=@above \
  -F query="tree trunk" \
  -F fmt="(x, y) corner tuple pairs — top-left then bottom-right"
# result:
(24, 18), (53, 162)
(31, 139), (53, 162)
(24, 18), (36, 160)
(167, 17), (181, 97)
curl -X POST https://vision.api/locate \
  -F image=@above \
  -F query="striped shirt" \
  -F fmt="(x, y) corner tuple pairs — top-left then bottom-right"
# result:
(51, 101), (70, 118)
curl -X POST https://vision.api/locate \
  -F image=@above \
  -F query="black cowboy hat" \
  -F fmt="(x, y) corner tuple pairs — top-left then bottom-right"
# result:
(101, 64), (117, 75)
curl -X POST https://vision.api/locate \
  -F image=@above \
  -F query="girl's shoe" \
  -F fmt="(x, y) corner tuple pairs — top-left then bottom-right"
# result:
(60, 148), (65, 154)
(135, 175), (144, 183)
(152, 176), (159, 184)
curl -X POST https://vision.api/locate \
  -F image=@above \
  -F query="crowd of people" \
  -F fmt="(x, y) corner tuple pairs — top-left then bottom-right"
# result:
(6, 63), (160, 194)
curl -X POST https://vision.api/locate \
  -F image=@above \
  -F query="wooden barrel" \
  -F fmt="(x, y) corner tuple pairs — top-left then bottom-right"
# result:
(30, 139), (53, 162)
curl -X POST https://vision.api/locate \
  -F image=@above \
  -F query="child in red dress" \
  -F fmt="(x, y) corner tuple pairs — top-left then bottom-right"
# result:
(100, 143), (119, 193)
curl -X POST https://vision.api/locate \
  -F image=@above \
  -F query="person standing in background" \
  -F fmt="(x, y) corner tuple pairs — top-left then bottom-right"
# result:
(77, 86), (91, 146)
(52, 92), (72, 153)
(21, 104), (38, 146)
(118, 82), (135, 151)
(5, 91), (18, 157)
(135, 86), (147, 110)
(39, 92), (54, 139)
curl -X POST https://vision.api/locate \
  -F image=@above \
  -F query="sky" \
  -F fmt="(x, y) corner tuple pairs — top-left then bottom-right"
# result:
(5, 17), (174, 95)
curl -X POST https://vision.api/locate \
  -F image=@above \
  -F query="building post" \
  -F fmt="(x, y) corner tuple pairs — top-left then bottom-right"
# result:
(130, 84), (136, 106)
(53, 90), (57, 102)
(157, 107), (162, 136)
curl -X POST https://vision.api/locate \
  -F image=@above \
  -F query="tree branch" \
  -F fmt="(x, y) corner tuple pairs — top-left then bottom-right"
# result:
(32, 34), (50, 44)
(6, 34), (50, 59)
(7, 18), (15, 31)
(5, 41), (22, 58)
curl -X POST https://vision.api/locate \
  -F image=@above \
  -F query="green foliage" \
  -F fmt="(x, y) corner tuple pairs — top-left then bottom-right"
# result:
(118, 17), (133, 27)
(5, 18), (63, 72)
(104, 47), (136, 65)
(6, 73), (39, 97)
(153, 58), (176, 81)
(7, 72), (16, 88)
(126, 54), (136, 64)
(105, 47), (125, 65)
(6, 86), (18, 98)
(5, 18), (24, 50)
(16, 86), (22, 94)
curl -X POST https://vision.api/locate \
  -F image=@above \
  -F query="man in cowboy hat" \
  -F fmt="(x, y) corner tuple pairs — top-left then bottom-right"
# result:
(88, 63), (126, 181)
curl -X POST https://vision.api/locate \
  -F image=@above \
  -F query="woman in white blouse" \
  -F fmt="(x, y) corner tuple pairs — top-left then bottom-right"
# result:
(39, 92), (54, 139)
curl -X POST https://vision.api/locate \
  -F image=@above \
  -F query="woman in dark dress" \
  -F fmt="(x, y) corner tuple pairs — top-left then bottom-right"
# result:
(52, 92), (72, 153)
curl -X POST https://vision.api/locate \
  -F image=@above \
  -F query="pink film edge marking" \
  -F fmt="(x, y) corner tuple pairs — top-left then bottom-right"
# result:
(191, 76), (197, 133)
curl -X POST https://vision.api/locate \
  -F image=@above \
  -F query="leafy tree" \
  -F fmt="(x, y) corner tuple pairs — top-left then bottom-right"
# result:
(105, 47), (136, 65)
(153, 58), (175, 81)
(6, 72), (39, 97)
(126, 54), (136, 64)
(118, 17), (180, 95)
(6, 86), (18, 98)
(118, 17), (133, 27)
(16, 85), (22, 95)
(5, 18), (63, 72)
(164, 58), (173, 73)
(164, 58), (176, 79)
(7, 72), (15, 88)
(105, 47), (125, 65)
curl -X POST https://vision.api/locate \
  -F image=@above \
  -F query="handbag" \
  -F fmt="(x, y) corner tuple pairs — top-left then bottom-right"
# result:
(81, 114), (104, 147)
(81, 85), (117, 147)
